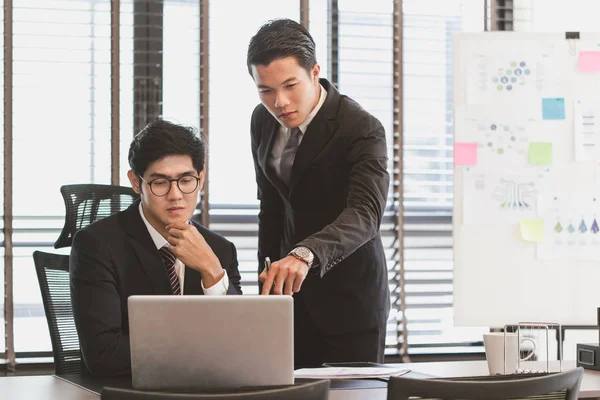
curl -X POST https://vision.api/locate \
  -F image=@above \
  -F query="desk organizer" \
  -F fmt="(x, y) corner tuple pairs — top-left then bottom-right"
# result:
(503, 322), (563, 374)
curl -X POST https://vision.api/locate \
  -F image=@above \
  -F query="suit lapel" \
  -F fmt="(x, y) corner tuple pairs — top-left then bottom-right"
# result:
(119, 201), (171, 295)
(289, 79), (340, 189)
(257, 114), (289, 195)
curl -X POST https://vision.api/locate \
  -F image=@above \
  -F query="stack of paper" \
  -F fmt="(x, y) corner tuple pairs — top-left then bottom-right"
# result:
(293, 367), (411, 380)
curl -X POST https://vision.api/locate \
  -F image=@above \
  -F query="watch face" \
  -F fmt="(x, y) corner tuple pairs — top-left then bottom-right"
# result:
(295, 247), (310, 258)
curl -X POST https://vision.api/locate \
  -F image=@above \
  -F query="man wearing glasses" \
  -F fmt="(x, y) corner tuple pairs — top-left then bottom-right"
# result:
(70, 119), (242, 377)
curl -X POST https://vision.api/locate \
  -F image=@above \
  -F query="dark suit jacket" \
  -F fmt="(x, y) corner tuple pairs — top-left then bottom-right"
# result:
(70, 200), (242, 377)
(250, 78), (390, 337)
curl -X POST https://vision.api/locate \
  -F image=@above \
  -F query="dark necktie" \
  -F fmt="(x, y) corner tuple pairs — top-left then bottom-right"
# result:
(279, 127), (302, 185)
(159, 247), (181, 295)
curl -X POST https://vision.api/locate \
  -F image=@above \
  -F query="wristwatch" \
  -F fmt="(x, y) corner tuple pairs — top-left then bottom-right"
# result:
(288, 246), (315, 268)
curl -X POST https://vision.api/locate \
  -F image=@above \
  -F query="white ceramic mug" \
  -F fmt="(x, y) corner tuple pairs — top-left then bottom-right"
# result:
(483, 332), (536, 375)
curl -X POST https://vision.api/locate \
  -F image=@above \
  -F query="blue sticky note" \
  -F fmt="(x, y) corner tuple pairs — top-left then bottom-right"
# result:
(542, 98), (565, 120)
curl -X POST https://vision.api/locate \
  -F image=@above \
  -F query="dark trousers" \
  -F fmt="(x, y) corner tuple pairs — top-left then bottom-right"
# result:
(293, 298), (386, 369)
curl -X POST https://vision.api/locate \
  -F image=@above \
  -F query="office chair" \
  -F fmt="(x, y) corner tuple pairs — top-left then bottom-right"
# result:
(101, 380), (330, 400)
(387, 367), (583, 400)
(54, 183), (138, 248)
(33, 250), (82, 374)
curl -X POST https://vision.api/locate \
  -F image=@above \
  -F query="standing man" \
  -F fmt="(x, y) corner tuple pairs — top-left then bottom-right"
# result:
(247, 18), (390, 368)
(70, 120), (242, 376)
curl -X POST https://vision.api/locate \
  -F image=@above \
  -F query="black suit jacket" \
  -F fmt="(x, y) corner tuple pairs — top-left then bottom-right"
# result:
(250, 78), (390, 336)
(70, 200), (242, 377)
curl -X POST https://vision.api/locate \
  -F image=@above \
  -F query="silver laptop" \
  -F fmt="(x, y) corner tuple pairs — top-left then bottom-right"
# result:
(128, 295), (294, 390)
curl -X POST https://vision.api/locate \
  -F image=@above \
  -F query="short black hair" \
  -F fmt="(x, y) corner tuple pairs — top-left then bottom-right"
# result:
(246, 18), (317, 75)
(128, 119), (205, 177)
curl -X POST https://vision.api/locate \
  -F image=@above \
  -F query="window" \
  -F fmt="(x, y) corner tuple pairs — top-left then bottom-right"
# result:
(12, 0), (112, 353)
(2, 0), (500, 367)
(400, 0), (487, 353)
(208, 0), (299, 206)
(207, 0), (299, 295)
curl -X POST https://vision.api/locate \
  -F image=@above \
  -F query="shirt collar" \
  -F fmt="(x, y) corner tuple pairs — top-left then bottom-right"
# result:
(139, 203), (169, 250)
(297, 83), (328, 134)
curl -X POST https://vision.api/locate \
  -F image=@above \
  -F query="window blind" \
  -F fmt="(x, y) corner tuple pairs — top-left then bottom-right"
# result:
(207, 0), (299, 294)
(401, 0), (487, 353)
(11, 0), (112, 354)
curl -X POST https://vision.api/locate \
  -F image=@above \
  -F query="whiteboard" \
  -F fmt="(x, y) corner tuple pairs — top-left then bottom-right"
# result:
(453, 32), (600, 327)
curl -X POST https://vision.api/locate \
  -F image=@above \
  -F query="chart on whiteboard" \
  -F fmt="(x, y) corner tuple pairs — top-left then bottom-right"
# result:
(463, 170), (550, 225)
(537, 192), (600, 261)
(454, 105), (542, 170)
(465, 42), (567, 105)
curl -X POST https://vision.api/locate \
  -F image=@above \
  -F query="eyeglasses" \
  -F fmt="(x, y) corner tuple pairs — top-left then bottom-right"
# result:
(139, 175), (200, 197)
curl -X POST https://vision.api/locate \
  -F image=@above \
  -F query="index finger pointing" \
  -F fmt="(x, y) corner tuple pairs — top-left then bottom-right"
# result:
(261, 275), (274, 295)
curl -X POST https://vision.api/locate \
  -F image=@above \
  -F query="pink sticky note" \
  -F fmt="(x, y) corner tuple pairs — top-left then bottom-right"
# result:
(454, 142), (478, 166)
(578, 51), (600, 73)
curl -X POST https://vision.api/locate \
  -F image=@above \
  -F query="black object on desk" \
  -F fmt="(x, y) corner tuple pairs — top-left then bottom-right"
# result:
(576, 343), (600, 370)
(575, 307), (600, 370)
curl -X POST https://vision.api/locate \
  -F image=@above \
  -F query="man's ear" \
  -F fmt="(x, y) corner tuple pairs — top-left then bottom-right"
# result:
(198, 169), (206, 191)
(312, 63), (321, 83)
(127, 170), (142, 194)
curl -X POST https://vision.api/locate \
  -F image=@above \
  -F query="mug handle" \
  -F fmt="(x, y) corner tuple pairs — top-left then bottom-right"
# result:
(520, 338), (536, 361)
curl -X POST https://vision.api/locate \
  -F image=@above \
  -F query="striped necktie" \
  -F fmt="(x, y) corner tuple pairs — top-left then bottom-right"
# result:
(159, 247), (181, 295)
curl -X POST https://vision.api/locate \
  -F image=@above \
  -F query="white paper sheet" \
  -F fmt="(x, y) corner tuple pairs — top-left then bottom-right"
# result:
(454, 104), (544, 170)
(574, 99), (600, 162)
(463, 169), (550, 225)
(465, 40), (568, 105)
(293, 367), (411, 380)
(537, 192), (600, 261)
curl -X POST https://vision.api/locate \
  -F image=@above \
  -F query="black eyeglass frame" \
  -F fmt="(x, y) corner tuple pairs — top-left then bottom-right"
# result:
(138, 175), (201, 197)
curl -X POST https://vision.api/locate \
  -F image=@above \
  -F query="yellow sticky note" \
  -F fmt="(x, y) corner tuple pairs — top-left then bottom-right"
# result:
(520, 219), (544, 243)
(528, 142), (552, 165)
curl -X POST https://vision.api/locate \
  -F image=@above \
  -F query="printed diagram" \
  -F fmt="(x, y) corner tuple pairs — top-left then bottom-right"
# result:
(454, 105), (539, 168)
(466, 44), (567, 105)
(491, 60), (532, 92)
(469, 55), (537, 100)
(553, 218), (600, 235)
(537, 193), (600, 261)
(495, 179), (536, 210)
(550, 211), (600, 247)
(481, 122), (529, 159)
(463, 171), (545, 225)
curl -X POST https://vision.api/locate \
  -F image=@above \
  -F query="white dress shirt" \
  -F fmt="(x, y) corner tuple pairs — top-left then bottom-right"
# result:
(270, 84), (328, 176)
(138, 204), (229, 295)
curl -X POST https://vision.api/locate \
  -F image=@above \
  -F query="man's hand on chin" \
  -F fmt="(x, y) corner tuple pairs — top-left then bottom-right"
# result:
(165, 221), (225, 286)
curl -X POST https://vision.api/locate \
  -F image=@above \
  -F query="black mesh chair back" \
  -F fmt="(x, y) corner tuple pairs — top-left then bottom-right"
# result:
(387, 367), (583, 400)
(101, 380), (330, 400)
(33, 250), (82, 374)
(54, 184), (138, 248)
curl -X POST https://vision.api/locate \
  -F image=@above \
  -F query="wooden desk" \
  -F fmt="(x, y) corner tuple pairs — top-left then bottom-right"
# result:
(0, 374), (386, 400)
(3, 360), (600, 400)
